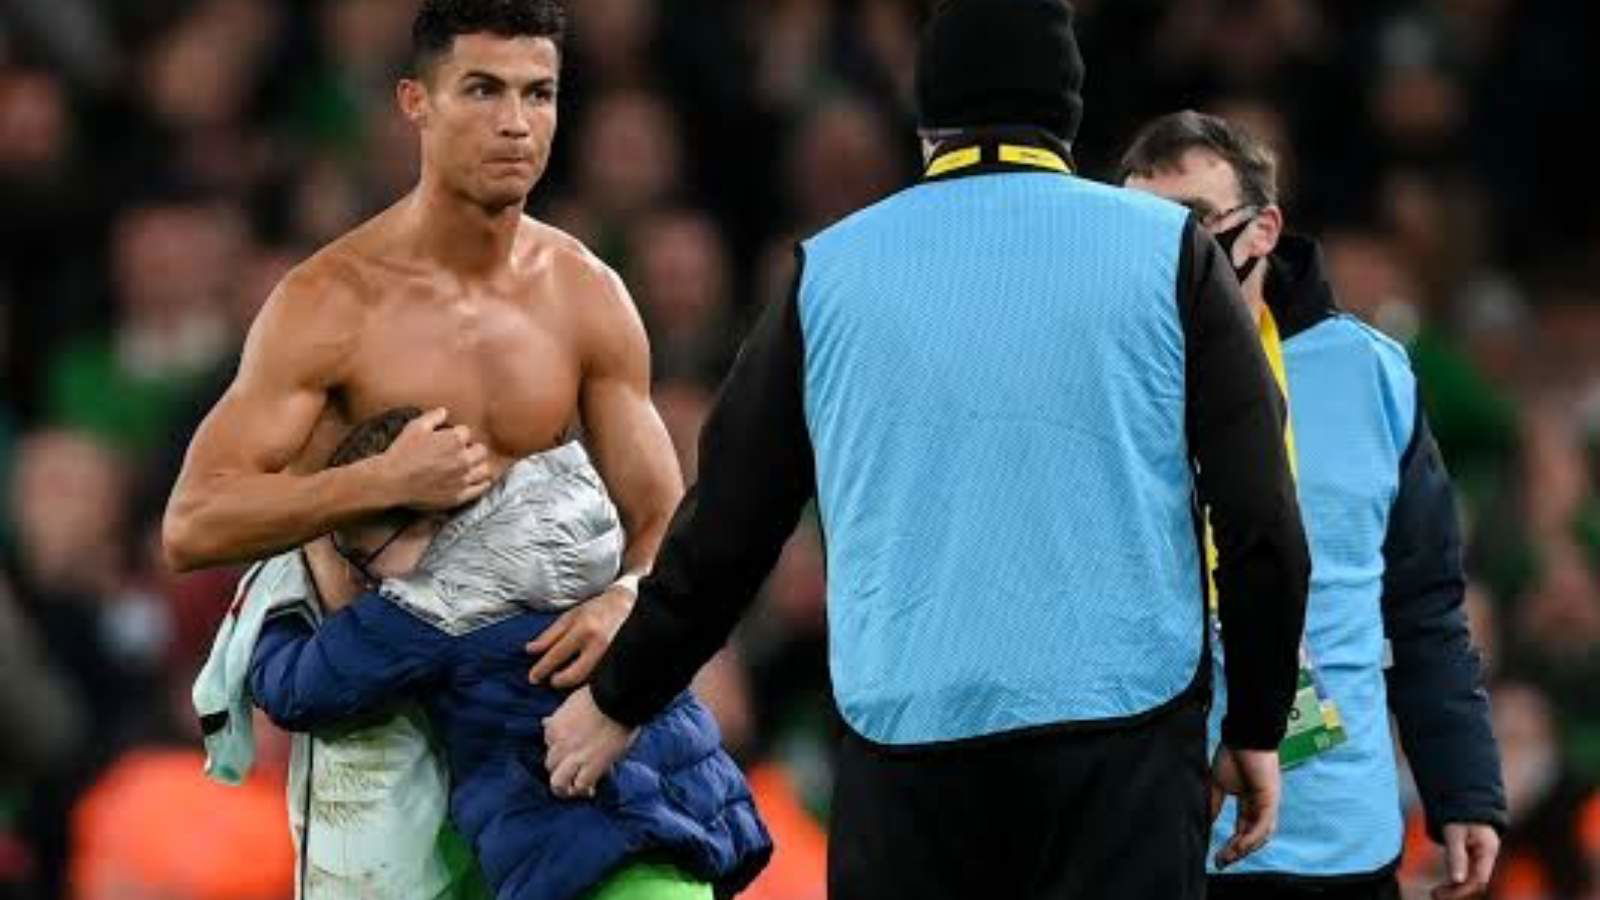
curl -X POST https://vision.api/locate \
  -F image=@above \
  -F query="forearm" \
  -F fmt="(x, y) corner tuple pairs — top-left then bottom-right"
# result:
(616, 488), (676, 578)
(1388, 627), (1503, 837)
(592, 252), (816, 726)
(250, 597), (444, 730)
(1182, 219), (1310, 750)
(251, 617), (370, 730)
(164, 459), (396, 571)
(1383, 405), (1505, 836)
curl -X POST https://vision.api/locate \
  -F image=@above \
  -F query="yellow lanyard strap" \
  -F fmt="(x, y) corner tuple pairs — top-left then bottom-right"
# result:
(1207, 306), (1296, 610)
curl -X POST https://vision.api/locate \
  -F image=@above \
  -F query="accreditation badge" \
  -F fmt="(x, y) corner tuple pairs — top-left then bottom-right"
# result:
(1277, 643), (1347, 769)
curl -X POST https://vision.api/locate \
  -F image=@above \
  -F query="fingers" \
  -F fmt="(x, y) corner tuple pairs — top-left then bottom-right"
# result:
(529, 627), (584, 684)
(527, 615), (573, 655)
(547, 754), (584, 799)
(1445, 825), (1469, 885)
(1467, 829), (1498, 889)
(544, 731), (599, 800)
(455, 476), (493, 506)
(450, 424), (472, 446)
(415, 407), (450, 432)
(462, 443), (490, 467)
(1214, 798), (1273, 869)
(549, 643), (605, 690)
(572, 761), (601, 797)
(1431, 881), (1484, 900)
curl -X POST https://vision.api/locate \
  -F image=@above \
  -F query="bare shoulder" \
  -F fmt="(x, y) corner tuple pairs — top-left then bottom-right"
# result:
(261, 205), (414, 328)
(518, 216), (648, 365)
(241, 225), (387, 383)
(521, 216), (632, 308)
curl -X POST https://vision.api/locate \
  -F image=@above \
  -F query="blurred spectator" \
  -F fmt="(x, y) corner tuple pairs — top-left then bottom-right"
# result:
(653, 378), (713, 484)
(6, 430), (172, 899)
(855, 0), (919, 111)
(0, 66), (98, 423)
(11, 431), (128, 598)
(0, 67), (68, 174)
(784, 94), (907, 233)
(628, 209), (738, 381)
(569, 0), (657, 91)
(0, 572), (83, 900)
(0, 567), (85, 790)
(6, 428), (171, 746)
(286, 153), (366, 248)
(744, 0), (836, 115)
(548, 89), (685, 263)
(1516, 549), (1600, 665)
(283, 0), (411, 155)
(0, 0), (117, 89)
(1368, 10), (1469, 160)
(131, 0), (282, 191)
(45, 199), (246, 458)
(68, 706), (292, 900)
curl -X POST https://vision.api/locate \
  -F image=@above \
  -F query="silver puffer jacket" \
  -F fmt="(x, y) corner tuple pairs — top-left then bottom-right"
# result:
(382, 441), (625, 635)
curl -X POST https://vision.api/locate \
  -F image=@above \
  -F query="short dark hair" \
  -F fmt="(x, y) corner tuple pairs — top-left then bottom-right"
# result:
(328, 407), (423, 468)
(1118, 110), (1279, 208)
(327, 407), (424, 532)
(411, 0), (567, 77)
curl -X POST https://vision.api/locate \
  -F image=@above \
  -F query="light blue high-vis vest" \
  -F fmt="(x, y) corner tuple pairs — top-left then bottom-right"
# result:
(798, 170), (1203, 746)
(1209, 315), (1417, 876)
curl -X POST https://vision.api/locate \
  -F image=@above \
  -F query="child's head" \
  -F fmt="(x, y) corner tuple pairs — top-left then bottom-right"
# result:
(326, 407), (446, 589)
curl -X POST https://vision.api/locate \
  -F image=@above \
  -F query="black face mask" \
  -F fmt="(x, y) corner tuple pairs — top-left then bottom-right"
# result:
(1214, 216), (1263, 285)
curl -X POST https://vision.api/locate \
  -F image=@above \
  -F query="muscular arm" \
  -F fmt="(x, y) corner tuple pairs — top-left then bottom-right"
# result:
(163, 272), (395, 571)
(590, 249), (816, 726)
(576, 264), (684, 579)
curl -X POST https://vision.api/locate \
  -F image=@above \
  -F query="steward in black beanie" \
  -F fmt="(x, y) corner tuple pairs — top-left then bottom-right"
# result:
(915, 0), (1086, 146)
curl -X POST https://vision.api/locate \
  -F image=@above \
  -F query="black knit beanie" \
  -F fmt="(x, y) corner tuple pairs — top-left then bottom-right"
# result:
(915, 0), (1085, 144)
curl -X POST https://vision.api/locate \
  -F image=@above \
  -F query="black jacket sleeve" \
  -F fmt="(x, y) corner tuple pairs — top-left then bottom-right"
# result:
(1382, 395), (1507, 839)
(591, 249), (817, 726)
(1179, 218), (1312, 751)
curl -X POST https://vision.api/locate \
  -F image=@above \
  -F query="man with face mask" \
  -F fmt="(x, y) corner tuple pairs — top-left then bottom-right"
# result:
(1122, 110), (1507, 900)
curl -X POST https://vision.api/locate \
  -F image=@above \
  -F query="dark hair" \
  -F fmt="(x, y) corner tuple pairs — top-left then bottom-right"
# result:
(1118, 110), (1279, 208)
(411, 0), (567, 77)
(327, 407), (425, 532)
(328, 407), (423, 468)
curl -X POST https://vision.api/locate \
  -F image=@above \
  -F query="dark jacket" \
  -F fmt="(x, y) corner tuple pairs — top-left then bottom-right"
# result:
(250, 597), (771, 900)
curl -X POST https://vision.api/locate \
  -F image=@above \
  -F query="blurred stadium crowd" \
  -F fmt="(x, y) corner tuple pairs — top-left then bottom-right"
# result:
(0, 0), (1597, 898)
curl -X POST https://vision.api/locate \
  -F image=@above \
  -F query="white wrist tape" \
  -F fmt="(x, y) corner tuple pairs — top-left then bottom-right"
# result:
(611, 571), (642, 598)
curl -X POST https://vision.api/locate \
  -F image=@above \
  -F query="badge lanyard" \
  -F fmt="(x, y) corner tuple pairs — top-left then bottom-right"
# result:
(1207, 307), (1346, 768)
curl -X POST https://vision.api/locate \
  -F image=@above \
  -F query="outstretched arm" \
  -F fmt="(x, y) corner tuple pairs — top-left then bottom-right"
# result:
(249, 595), (450, 731)
(543, 248), (816, 797)
(526, 259), (684, 688)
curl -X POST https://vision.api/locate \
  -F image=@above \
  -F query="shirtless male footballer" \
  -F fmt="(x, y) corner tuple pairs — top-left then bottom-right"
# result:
(164, 0), (679, 688)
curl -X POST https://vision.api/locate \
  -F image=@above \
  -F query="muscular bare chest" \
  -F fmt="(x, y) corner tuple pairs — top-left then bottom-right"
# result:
(331, 277), (583, 467)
